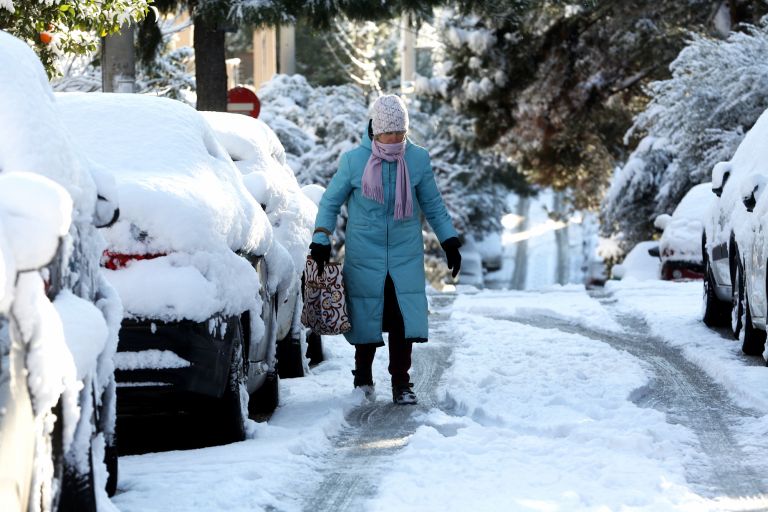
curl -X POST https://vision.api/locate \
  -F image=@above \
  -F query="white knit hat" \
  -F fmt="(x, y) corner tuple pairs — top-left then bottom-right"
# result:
(370, 95), (409, 135)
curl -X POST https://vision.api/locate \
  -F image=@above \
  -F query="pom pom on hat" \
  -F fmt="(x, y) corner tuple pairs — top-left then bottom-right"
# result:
(370, 95), (409, 135)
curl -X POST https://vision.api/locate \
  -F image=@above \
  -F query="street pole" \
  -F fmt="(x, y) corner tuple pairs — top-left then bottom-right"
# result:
(400, 13), (415, 94)
(278, 24), (295, 75)
(102, 23), (135, 93)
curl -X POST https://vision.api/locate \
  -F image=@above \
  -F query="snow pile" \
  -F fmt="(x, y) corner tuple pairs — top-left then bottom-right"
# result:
(57, 93), (272, 323)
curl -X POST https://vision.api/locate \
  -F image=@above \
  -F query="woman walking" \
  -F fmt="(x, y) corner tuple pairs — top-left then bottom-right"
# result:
(309, 94), (461, 405)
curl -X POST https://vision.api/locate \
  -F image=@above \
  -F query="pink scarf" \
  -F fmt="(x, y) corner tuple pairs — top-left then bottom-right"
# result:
(361, 140), (413, 220)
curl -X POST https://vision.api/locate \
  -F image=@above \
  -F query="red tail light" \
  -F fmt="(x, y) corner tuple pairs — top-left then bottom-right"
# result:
(102, 251), (166, 270)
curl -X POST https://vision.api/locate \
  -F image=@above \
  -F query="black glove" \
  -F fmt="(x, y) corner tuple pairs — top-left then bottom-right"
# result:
(309, 242), (331, 276)
(441, 237), (462, 278)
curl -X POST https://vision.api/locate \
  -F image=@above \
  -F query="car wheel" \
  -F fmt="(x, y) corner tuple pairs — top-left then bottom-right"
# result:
(221, 340), (248, 444)
(276, 333), (305, 379)
(104, 435), (118, 497)
(249, 370), (279, 415)
(58, 441), (98, 512)
(305, 330), (324, 367)
(731, 254), (745, 339)
(742, 291), (766, 356)
(702, 239), (731, 328)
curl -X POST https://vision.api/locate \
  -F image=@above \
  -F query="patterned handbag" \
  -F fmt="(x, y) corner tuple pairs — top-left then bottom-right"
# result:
(301, 257), (352, 335)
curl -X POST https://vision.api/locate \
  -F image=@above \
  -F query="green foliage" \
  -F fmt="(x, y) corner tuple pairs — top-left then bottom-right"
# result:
(0, 0), (150, 76)
(430, 0), (768, 211)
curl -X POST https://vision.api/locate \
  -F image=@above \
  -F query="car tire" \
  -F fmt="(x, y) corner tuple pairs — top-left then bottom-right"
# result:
(222, 341), (248, 444)
(276, 333), (305, 379)
(731, 253), (744, 340)
(702, 237), (731, 328)
(249, 371), (279, 415)
(104, 435), (118, 497)
(305, 330), (324, 367)
(58, 445), (98, 512)
(742, 291), (766, 356)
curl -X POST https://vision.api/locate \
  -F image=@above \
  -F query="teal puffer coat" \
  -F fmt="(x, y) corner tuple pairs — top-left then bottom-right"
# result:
(312, 128), (458, 344)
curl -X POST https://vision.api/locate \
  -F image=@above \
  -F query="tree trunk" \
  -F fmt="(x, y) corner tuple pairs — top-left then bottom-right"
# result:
(193, 15), (227, 111)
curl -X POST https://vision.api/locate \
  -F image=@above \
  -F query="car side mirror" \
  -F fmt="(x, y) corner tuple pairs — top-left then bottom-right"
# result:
(0, 173), (73, 272)
(741, 175), (767, 213)
(711, 161), (731, 197)
(94, 195), (120, 228)
(647, 245), (660, 258)
(653, 214), (672, 232)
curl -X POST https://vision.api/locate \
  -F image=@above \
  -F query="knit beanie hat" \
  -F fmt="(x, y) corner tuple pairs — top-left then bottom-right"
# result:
(370, 95), (409, 135)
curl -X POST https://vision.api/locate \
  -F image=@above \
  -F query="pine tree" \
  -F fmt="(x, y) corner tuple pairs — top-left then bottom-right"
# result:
(424, 0), (768, 211)
(600, 20), (768, 251)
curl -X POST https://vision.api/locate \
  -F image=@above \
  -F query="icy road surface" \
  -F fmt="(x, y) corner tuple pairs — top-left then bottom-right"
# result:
(113, 282), (768, 512)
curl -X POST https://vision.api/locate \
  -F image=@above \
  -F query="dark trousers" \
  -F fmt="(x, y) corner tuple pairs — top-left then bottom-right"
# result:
(354, 274), (412, 387)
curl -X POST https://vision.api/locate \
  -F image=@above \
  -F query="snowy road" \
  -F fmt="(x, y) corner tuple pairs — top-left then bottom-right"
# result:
(302, 295), (455, 511)
(112, 282), (768, 512)
(494, 290), (766, 501)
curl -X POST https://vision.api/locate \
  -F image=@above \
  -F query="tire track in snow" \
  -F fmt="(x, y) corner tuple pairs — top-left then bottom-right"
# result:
(301, 295), (455, 512)
(485, 289), (767, 502)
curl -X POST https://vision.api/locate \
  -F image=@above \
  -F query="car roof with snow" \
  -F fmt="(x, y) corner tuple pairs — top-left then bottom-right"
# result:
(200, 111), (317, 276)
(671, 182), (713, 221)
(0, 31), (97, 218)
(56, 93), (272, 256)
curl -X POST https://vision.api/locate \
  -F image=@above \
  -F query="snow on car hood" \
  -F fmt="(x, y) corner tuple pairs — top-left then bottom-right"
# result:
(202, 112), (316, 280)
(56, 93), (272, 257)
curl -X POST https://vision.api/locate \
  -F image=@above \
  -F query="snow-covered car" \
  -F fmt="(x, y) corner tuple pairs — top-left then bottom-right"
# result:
(57, 92), (279, 445)
(654, 182), (713, 281)
(702, 108), (768, 345)
(612, 241), (661, 281)
(0, 32), (121, 511)
(201, 111), (322, 373)
(455, 237), (484, 288)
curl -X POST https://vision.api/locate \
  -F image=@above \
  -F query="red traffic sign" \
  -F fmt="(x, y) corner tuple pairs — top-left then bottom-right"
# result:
(227, 87), (260, 118)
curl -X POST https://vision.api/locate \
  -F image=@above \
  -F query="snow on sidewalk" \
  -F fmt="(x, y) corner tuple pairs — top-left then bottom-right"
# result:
(112, 333), (362, 512)
(368, 286), (715, 512)
(607, 279), (768, 412)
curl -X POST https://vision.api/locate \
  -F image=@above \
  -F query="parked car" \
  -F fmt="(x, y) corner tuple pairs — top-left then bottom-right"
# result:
(654, 182), (713, 280)
(57, 92), (283, 446)
(612, 241), (660, 281)
(201, 111), (323, 372)
(703, 107), (768, 350)
(0, 31), (121, 511)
